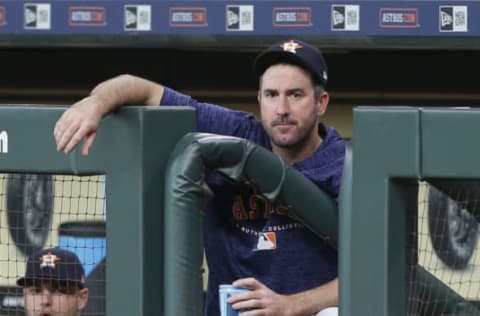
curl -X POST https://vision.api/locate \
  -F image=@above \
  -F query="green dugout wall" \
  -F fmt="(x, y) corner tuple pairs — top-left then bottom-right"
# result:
(0, 105), (339, 315)
(0, 105), (196, 315)
(341, 107), (480, 316)
(6, 104), (477, 315)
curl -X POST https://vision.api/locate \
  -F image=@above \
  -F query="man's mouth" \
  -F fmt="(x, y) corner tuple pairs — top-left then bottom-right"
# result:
(272, 120), (296, 127)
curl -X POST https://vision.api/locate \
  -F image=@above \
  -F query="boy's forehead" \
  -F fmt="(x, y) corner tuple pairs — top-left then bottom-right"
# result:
(28, 279), (55, 285)
(25, 279), (66, 287)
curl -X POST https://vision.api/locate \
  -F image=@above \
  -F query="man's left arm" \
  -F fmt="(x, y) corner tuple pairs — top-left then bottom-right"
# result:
(228, 277), (338, 316)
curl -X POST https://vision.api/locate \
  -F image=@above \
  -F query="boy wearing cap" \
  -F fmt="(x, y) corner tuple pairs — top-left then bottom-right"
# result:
(17, 247), (89, 316)
(54, 39), (344, 316)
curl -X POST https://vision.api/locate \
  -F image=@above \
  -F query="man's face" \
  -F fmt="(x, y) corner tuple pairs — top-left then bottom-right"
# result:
(258, 64), (328, 150)
(23, 281), (88, 316)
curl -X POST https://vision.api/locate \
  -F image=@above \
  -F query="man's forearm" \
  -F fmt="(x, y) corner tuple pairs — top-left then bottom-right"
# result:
(288, 278), (338, 315)
(90, 74), (165, 116)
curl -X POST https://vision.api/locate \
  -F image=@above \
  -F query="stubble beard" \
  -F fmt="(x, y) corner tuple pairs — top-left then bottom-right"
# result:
(266, 117), (318, 150)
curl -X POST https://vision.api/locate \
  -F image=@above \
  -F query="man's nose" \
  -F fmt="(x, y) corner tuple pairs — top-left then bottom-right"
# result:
(276, 95), (290, 115)
(40, 288), (52, 306)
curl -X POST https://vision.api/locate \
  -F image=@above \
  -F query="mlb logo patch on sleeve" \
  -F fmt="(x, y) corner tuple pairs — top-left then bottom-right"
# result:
(256, 232), (276, 250)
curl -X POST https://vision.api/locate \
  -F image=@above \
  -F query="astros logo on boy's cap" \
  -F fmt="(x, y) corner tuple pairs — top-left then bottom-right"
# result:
(17, 247), (86, 288)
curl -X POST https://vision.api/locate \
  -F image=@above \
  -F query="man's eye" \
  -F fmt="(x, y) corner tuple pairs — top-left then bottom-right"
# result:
(28, 286), (42, 294)
(57, 286), (69, 294)
(57, 284), (77, 294)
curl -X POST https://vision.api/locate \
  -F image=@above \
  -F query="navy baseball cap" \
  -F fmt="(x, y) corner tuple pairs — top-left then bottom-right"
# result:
(17, 247), (86, 288)
(254, 39), (328, 87)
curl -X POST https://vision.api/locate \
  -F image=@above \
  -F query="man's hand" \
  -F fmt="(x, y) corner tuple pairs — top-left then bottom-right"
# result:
(54, 94), (103, 156)
(227, 278), (294, 316)
(54, 74), (165, 156)
(228, 277), (338, 316)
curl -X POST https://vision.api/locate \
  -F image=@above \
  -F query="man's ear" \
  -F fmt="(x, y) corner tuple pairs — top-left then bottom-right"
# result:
(317, 92), (329, 116)
(77, 288), (89, 310)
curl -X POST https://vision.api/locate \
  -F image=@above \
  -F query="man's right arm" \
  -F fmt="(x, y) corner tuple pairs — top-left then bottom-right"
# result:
(54, 74), (164, 155)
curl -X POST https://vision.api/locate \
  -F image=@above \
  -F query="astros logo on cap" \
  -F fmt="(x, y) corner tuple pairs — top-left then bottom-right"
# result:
(40, 251), (60, 269)
(280, 40), (303, 54)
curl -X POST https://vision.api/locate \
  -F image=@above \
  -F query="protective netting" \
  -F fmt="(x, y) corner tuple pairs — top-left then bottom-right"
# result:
(0, 173), (106, 315)
(407, 181), (480, 315)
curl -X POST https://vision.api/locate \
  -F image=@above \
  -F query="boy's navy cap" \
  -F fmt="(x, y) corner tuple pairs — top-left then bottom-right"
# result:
(17, 247), (85, 288)
(254, 39), (328, 87)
